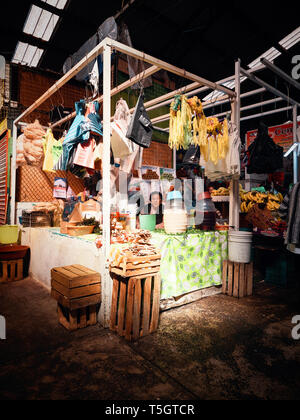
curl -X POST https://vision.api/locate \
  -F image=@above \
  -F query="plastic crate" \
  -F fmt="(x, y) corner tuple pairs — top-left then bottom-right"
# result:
(265, 250), (298, 287)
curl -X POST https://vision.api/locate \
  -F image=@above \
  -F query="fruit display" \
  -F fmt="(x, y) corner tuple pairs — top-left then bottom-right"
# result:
(240, 191), (284, 213)
(211, 187), (230, 197)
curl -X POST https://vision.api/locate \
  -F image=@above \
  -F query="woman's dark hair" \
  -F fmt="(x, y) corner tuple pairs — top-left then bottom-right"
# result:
(150, 191), (163, 201)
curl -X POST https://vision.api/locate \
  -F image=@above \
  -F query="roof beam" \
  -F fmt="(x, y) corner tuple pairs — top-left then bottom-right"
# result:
(51, 64), (161, 128)
(261, 58), (300, 90)
(240, 66), (300, 107)
(15, 38), (106, 124)
(107, 39), (236, 98)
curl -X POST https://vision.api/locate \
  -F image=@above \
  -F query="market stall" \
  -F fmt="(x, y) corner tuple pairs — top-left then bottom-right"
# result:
(10, 37), (239, 328)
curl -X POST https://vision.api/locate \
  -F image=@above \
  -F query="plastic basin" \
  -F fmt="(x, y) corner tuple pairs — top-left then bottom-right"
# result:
(0, 225), (19, 245)
(139, 215), (156, 231)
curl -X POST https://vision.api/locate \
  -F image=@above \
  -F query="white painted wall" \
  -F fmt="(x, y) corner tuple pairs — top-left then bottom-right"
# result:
(21, 228), (104, 289)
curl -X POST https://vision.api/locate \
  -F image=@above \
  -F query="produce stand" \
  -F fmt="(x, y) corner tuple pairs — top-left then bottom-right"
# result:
(12, 38), (239, 328)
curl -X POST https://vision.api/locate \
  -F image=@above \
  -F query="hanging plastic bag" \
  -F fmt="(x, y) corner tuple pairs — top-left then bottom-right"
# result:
(183, 145), (200, 166)
(111, 98), (134, 159)
(111, 121), (134, 159)
(247, 123), (283, 174)
(126, 92), (153, 148)
(16, 135), (26, 167)
(43, 129), (56, 173)
(73, 138), (96, 170)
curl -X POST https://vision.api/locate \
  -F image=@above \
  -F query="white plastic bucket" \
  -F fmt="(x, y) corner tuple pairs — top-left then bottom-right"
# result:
(228, 231), (253, 264)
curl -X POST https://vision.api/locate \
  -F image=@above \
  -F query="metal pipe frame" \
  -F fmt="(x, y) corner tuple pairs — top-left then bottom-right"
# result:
(240, 106), (293, 121)
(240, 66), (300, 107)
(261, 58), (300, 91)
(213, 97), (283, 118)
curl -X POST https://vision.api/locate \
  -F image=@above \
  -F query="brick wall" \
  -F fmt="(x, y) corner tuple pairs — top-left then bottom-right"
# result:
(19, 67), (86, 126)
(143, 141), (173, 169)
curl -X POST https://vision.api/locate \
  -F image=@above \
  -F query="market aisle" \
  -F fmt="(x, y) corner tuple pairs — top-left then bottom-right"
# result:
(0, 277), (299, 400)
(0, 277), (193, 400)
(132, 283), (300, 400)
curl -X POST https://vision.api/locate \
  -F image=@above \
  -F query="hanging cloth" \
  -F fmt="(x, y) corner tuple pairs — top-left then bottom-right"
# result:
(204, 122), (241, 181)
(52, 137), (64, 167)
(54, 100), (86, 171)
(43, 129), (56, 173)
(77, 101), (103, 141)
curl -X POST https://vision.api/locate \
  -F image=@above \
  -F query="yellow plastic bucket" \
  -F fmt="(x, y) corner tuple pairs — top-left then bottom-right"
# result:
(0, 225), (19, 244)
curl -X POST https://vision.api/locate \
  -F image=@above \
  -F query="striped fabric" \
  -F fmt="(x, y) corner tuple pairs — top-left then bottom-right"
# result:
(54, 101), (103, 172)
(54, 100), (86, 171)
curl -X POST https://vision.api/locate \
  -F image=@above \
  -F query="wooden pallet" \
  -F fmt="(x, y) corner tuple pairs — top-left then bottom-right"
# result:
(110, 253), (161, 278)
(110, 272), (161, 342)
(222, 260), (253, 298)
(0, 259), (24, 283)
(57, 303), (98, 331)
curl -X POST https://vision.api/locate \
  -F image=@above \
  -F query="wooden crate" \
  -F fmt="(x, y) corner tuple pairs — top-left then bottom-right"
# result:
(222, 260), (253, 298)
(110, 253), (161, 278)
(57, 303), (98, 331)
(51, 265), (101, 312)
(110, 272), (161, 342)
(0, 259), (24, 283)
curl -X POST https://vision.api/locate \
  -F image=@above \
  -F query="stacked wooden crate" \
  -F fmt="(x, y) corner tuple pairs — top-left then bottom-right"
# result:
(222, 261), (253, 298)
(51, 265), (101, 331)
(110, 253), (161, 342)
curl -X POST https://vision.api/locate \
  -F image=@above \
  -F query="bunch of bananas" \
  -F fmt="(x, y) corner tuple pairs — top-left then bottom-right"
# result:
(211, 187), (230, 197)
(240, 191), (284, 213)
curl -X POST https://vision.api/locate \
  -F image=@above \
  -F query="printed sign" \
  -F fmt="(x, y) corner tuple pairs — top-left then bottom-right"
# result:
(53, 178), (67, 199)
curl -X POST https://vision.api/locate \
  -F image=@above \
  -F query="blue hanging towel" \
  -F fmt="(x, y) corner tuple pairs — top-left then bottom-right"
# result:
(54, 100), (86, 171)
(77, 101), (103, 140)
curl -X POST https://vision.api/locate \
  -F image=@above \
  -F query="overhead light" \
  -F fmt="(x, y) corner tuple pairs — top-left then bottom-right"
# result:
(23, 5), (59, 42)
(12, 42), (44, 68)
(41, 0), (68, 10)
(279, 26), (300, 50)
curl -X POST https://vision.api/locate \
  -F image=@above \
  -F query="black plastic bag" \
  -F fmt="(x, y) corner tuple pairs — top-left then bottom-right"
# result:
(247, 123), (283, 174)
(183, 145), (200, 166)
(126, 92), (153, 148)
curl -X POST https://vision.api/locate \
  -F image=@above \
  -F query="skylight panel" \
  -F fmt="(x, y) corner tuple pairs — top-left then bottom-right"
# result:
(41, 0), (68, 10)
(23, 4), (59, 41)
(203, 78), (246, 102)
(12, 42), (28, 64)
(248, 47), (281, 69)
(279, 27), (300, 49)
(12, 42), (44, 67)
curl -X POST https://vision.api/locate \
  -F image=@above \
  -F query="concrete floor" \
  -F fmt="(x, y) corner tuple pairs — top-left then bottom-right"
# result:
(0, 277), (299, 400)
